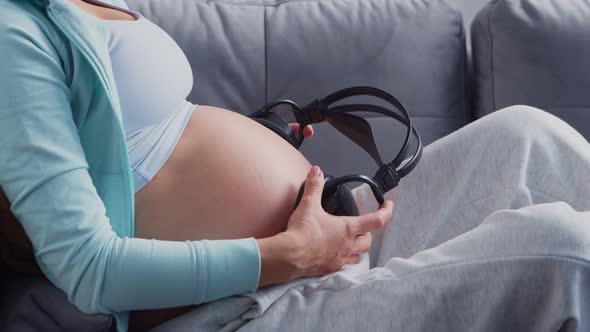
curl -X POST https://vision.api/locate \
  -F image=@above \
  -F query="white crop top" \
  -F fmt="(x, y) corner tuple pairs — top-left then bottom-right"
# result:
(89, 0), (197, 193)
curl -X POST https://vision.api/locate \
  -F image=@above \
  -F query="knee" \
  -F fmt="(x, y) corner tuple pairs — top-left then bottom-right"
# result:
(539, 214), (590, 260)
(478, 105), (573, 140)
(486, 105), (556, 132)
(502, 202), (590, 259)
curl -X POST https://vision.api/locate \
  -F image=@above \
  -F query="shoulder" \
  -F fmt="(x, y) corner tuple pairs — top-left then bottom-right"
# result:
(0, 0), (68, 60)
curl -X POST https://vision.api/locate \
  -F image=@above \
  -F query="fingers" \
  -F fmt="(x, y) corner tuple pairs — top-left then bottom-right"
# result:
(335, 234), (371, 271)
(352, 232), (372, 254)
(343, 254), (362, 266)
(288, 123), (299, 133)
(344, 200), (394, 236)
(303, 125), (314, 137)
(299, 165), (325, 208)
(288, 123), (314, 138)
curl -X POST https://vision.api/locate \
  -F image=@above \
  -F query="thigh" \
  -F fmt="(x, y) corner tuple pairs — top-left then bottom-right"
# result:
(240, 202), (590, 332)
(352, 106), (590, 266)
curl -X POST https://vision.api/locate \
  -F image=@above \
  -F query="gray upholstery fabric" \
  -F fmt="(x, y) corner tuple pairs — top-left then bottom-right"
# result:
(126, 0), (468, 176)
(471, 0), (590, 139)
(452, 0), (489, 37)
(0, 272), (115, 332)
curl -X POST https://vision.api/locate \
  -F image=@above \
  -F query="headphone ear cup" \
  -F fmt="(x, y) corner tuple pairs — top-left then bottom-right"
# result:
(293, 174), (360, 217)
(293, 174), (334, 210)
(337, 184), (360, 217)
(320, 176), (338, 214)
(251, 113), (299, 148)
(321, 177), (360, 217)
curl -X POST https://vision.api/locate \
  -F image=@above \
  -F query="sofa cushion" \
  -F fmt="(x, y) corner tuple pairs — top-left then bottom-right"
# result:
(472, 0), (590, 139)
(0, 272), (115, 332)
(126, 0), (467, 176)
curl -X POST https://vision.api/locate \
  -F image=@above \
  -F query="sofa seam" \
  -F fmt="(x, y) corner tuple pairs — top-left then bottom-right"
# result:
(436, 0), (468, 124)
(264, 6), (268, 103)
(452, 0), (469, 124)
(487, 0), (501, 112)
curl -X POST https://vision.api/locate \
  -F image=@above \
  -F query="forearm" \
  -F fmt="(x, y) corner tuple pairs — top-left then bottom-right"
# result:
(0, 18), (266, 319)
(12, 173), (261, 314)
(94, 235), (260, 313)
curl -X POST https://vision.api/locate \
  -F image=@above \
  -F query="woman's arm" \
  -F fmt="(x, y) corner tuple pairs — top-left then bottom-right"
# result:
(0, 12), (393, 316)
(0, 20), (260, 314)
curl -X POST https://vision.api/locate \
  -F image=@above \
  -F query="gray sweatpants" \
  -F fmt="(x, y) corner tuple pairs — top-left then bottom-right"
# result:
(153, 106), (590, 332)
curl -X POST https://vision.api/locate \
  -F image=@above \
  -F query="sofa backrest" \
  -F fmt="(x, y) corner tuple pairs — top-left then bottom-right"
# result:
(471, 0), (590, 139)
(126, 0), (590, 177)
(126, 0), (469, 176)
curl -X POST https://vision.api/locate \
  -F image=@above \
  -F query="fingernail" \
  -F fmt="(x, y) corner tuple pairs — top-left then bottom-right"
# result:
(310, 165), (321, 176)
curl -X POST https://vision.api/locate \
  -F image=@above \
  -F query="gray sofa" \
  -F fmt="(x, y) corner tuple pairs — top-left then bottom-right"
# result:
(128, 0), (470, 177)
(2, 0), (589, 331)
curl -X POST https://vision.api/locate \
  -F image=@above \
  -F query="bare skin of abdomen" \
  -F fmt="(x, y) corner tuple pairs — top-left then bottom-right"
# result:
(128, 105), (313, 331)
(133, 105), (312, 242)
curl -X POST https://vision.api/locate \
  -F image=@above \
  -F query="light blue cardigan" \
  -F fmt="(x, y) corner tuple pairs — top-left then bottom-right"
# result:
(0, 0), (261, 331)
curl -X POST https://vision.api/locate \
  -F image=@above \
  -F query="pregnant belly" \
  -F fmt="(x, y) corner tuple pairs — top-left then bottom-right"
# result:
(133, 105), (313, 242)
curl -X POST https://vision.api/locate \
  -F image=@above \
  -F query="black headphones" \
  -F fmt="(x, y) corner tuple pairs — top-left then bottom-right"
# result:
(248, 86), (422, 216)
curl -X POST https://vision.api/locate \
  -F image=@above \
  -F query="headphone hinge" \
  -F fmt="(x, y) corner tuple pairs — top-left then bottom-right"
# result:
(298, 98), (327, 125)
(374, 164), (399, 192)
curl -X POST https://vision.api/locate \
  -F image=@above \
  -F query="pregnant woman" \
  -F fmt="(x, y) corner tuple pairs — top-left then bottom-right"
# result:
(0, 0), (392, 331)
(2, 0), (590, 332)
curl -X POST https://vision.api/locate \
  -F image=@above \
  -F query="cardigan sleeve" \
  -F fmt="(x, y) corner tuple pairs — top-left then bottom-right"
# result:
(0, 16), (260, 314)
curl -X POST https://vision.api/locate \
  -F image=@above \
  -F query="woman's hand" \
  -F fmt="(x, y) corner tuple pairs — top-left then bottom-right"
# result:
(284, 165), (393, 277)
(257, 165), (394, 287)
(288, 123), (314, 138)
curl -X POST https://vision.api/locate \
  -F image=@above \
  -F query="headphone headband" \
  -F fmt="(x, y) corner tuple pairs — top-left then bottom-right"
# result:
(249, 86), (423, 206)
